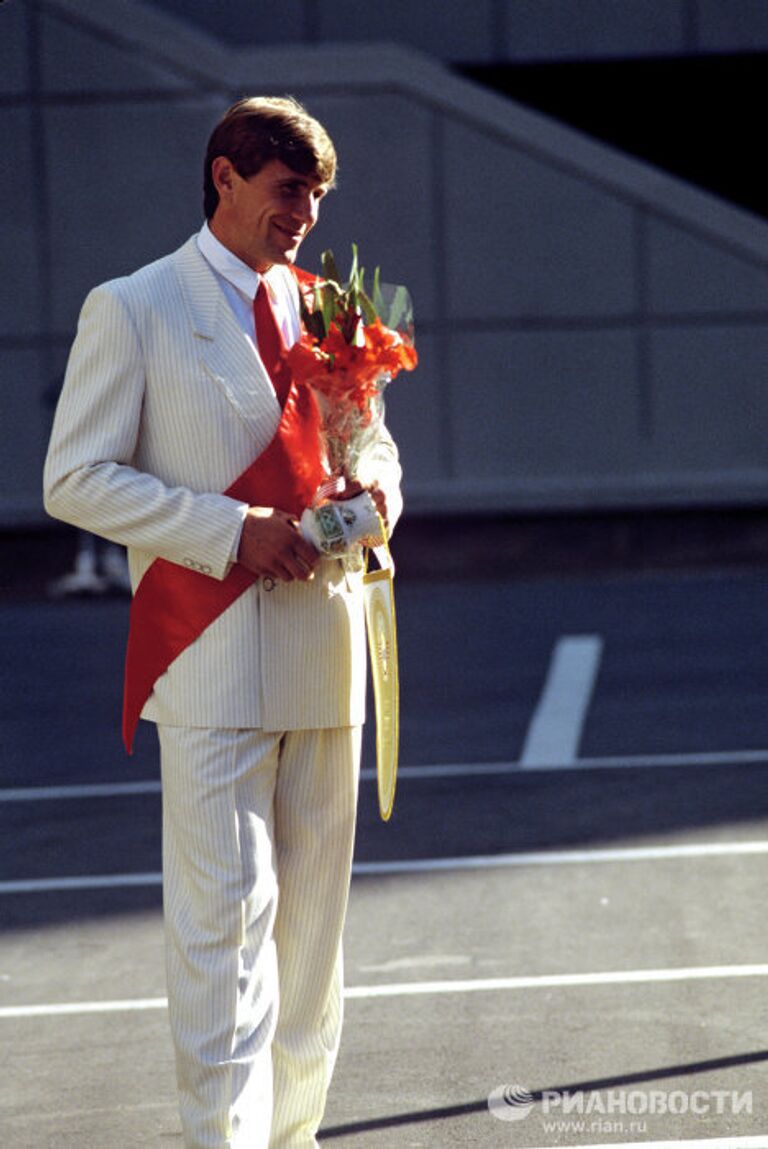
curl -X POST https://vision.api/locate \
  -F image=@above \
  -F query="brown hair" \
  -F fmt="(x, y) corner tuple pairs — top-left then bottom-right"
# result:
(203, 96), (337, 219)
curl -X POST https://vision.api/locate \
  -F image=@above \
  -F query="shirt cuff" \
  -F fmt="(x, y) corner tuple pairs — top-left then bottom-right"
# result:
(226, 502), (250, 570)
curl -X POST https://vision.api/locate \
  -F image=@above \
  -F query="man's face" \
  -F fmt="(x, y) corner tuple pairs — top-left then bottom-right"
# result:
(210, 157), (329, 272)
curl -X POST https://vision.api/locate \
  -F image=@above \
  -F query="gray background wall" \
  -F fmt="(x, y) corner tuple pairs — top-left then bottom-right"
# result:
(3, 0), (768, 525)
(152, 0), (768, 61)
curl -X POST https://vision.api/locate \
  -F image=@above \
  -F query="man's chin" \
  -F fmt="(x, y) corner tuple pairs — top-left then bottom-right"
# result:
(270, 244), (301, 267)
(269, 230), (304, 266)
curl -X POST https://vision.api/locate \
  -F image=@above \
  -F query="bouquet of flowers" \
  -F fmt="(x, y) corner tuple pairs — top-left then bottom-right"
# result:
(285, 246), (417, 556)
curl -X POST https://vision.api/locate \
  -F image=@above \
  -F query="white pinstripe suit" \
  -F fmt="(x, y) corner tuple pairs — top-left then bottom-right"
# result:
(43, 235), (403, 1147)
(45, 236), (402, 731)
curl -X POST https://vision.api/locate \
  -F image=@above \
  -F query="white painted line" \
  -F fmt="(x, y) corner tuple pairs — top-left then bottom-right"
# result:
(0, 780), (161, 802)
(359, 761), (517, 781)
(520, 635), (603, 767)
(377, 745), (768, 786)
(5, 840), (768, 895)
(5, 963), (768, 1019)
(522, 1139), (768, 1149)
(363, 747), (768, 777)
(529, 748), (768, 772)
(344, 964), (768, 998)
(0, 872), (162, 894)
(353, 840), (768, 876)
(0, 997), (168, 1019)
(3, 747), (768, 804)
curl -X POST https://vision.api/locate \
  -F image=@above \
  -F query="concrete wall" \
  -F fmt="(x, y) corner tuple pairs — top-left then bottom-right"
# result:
(3, 0), (768, 524)
(151, 0), (768, 62)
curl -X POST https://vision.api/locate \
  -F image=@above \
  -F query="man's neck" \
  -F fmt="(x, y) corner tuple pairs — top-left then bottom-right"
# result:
(208, 218), (272, 275)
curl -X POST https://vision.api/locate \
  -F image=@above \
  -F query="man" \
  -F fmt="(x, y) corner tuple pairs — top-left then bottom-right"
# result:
(43, 96), (402, 1148)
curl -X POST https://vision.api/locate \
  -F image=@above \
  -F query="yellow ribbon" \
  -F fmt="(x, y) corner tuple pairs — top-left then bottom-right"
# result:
(363, 520), (399, 821)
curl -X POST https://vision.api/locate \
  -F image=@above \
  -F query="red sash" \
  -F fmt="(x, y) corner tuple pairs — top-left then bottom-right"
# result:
(122, 376), (325, 753)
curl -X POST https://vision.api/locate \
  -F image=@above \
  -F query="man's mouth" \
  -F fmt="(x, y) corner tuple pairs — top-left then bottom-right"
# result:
(273, 223), (303, 245)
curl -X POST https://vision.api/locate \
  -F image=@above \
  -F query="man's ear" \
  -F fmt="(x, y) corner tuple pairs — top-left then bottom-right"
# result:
(211, 156), (236, 200)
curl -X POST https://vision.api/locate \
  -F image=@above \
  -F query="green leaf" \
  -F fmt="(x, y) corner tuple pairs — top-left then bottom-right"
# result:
(388, 284), (410, 332)
(321, 249), (342, 289)
(348, 244), (359, 290)
(321, 284), (337, 333)
(358, 287), (378, 326)
(299, 286), (326, 340)
(372, 266), (384, 319)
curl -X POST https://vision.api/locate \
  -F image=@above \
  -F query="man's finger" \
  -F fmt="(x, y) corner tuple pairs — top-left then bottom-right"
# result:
(370, 487), (388, 525)
(289, 533), (322, 570)
(274, 542), (320, 581)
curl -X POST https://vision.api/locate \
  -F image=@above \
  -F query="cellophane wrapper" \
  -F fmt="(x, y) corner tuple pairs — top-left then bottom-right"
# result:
(315, 382), (387, 496)
(307, 382), (391, 564)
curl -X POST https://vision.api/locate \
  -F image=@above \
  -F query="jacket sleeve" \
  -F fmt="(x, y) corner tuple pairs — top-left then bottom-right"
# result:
(43, 284), (248, 580)
(355, 416), (404, 536)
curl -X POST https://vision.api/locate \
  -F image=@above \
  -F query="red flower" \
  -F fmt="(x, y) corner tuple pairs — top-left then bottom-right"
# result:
(284, 319), (417, 413)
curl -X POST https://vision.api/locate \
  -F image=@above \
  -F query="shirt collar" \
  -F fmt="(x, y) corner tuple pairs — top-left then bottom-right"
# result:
(197, 220), (266, 302)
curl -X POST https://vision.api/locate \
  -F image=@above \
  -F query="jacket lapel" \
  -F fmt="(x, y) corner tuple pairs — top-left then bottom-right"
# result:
(171, 236), (282, 452)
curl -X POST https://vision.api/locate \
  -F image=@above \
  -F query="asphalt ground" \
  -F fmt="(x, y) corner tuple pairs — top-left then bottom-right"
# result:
(2, 527), (768, 1148)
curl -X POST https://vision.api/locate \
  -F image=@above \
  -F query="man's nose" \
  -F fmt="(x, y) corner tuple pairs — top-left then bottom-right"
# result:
(293, 195), (318, 227)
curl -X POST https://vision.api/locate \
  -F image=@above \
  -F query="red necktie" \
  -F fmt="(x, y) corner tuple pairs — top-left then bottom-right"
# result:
(254, 280), (290, 406)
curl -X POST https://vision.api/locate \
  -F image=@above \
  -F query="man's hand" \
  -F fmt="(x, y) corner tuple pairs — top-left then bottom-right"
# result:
(342, 479), (389, 532)
(237, 506), (321, 582)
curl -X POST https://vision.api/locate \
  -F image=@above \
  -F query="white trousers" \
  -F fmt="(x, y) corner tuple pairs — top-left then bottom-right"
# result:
(157, 724), (362, 1149)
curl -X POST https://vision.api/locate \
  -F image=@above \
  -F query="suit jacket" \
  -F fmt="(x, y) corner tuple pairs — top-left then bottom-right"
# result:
(43, 236), (403, 731)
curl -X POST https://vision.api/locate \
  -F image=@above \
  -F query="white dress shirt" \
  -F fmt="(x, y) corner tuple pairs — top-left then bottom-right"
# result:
(196, 221), (301, 348)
